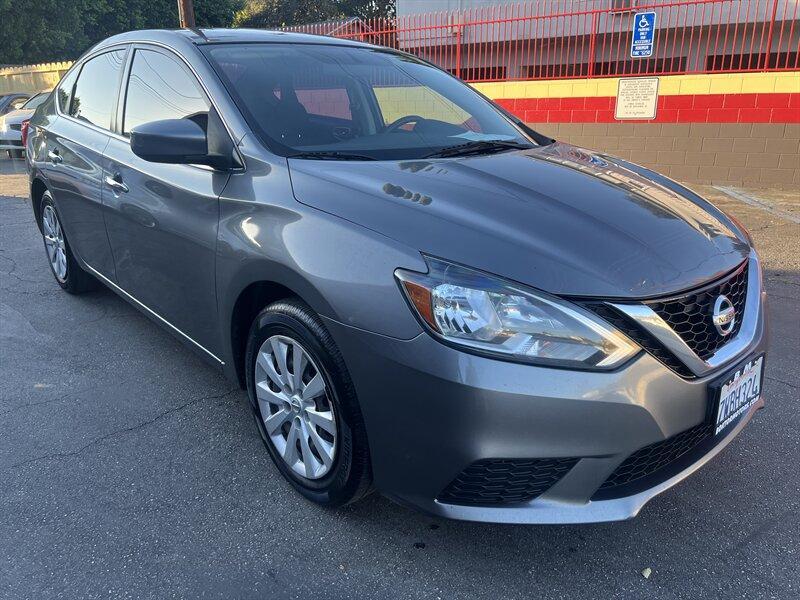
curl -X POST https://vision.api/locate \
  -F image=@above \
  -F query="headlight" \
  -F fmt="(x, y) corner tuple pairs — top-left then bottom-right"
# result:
(395, 257), (639, 369)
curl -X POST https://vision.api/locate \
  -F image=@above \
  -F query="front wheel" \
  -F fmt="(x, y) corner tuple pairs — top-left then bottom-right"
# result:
(245, 299), (372, 506)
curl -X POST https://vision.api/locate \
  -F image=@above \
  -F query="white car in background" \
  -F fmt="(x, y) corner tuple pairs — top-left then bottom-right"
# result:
(0, 92), (50, 158)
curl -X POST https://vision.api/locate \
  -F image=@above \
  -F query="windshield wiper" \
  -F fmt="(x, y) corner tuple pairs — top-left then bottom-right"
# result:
(287, 151), (376, 161)
(424, 140), (533, 159)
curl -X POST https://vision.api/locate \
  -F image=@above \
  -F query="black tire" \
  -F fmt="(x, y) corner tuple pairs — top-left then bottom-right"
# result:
(245, 298), (372, 506)
(8, 149), (24, 159)
(39, 191), (97, 294)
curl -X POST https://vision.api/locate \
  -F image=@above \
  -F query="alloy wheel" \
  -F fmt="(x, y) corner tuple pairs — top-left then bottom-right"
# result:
(42, 204), (67, 281)
(255, 335), (337, 480)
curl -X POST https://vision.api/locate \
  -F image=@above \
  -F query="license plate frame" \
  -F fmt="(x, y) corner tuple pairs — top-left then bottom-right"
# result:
(709, 354), (764, 436)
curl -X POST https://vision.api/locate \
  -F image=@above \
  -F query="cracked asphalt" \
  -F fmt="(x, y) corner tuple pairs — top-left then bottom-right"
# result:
(1, 156), (798, 600)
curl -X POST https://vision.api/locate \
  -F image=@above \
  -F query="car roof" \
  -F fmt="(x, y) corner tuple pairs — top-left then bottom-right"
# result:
(94, 28), (376, 52)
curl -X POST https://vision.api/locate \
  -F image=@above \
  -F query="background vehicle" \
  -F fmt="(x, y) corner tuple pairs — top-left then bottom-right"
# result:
(0, 93), (30, 116)
(1, 92), (50, 158)
(25, 29), (767, 524)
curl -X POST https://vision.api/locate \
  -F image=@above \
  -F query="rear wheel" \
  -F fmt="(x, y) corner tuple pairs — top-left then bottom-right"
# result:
(8, 149), (23, 159)
(245, 299), (372, 506)
(39, 191), (96, 294)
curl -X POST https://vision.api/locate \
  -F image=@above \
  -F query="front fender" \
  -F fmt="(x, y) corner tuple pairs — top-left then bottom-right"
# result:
(215, 193), (427, 374)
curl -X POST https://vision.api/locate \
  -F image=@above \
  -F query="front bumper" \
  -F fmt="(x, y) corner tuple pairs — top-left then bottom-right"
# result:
(323, 285), (767, 524)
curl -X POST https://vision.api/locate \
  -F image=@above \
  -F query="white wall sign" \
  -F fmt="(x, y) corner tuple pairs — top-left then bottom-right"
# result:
(615, 77), (659, 120)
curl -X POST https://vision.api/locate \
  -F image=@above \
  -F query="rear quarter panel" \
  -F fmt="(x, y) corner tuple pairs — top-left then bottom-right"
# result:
(26, 94), (59, 226)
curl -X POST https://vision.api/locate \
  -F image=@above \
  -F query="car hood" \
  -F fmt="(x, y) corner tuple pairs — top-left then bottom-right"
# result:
(1, 108), (34, 124)
(288, 143), (750, 299)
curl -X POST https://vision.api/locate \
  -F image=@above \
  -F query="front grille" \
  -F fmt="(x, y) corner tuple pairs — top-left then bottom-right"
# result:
(647, 261), (748, 360)
(9, 123), (22, 131)
(438, 457), (578, 506)
(584, 260), (750, 377)
(595, 422), (713, 497)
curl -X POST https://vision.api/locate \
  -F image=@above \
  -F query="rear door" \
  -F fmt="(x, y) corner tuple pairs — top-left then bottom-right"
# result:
(43, 48), (128, 279)
(102, 45), (230, 354)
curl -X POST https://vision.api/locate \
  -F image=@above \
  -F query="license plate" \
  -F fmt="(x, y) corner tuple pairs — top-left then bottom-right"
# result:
(713, 355), (764, 435)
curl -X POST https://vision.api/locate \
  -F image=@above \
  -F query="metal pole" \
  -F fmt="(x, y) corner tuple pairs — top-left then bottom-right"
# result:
(587, 11), (598, 78)
(762, 0), (780, 70)
(455, 23), (462, 79)
(177, 0), (196, 28)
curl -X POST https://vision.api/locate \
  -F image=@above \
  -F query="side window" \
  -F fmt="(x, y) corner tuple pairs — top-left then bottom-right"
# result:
(56, 68), (79, 114)
(70, 50), (126, 129)
(123, 49), (210, 135)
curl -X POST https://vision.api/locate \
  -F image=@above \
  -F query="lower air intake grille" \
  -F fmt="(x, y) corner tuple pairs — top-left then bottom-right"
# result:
(437, 457), (578, 506)
(596, 422), (713, 495)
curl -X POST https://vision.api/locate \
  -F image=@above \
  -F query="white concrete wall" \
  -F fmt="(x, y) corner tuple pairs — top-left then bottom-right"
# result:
(397, 1), (794, 47)
(395, 1), (799, 80)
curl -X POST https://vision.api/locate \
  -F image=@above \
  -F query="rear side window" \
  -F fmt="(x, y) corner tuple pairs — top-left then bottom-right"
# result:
(123, 49), (209, 135)
(56, 69), (79, 113)
(70, 50), (126, 129)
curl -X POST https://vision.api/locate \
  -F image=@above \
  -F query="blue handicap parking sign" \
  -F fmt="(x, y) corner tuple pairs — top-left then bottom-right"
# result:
(631, 11), (656, 58)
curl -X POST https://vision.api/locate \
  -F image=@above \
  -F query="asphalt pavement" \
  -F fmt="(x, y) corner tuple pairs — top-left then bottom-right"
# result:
(1, 155), (798, 600)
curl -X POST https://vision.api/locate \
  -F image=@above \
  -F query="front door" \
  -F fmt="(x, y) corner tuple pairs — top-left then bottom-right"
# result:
(102, 46), (230, 354)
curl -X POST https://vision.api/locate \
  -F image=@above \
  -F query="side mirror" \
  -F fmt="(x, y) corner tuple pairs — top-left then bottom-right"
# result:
(130, 109), (240, 170)
(130, 118), (208, 165)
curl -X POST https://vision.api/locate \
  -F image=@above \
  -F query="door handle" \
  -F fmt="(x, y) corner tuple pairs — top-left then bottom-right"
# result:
(47, 150), (62, 164)
(105, 174), (129, 194)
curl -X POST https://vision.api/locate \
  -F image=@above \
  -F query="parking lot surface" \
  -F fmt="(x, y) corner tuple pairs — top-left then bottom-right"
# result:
(1, 155), (798, 599)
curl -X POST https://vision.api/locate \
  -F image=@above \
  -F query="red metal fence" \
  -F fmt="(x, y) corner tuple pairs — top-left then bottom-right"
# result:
(285, 0), (800, 82)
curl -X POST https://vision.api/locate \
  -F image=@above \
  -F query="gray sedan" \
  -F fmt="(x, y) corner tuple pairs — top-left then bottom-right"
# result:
(25, 29), (767, 524)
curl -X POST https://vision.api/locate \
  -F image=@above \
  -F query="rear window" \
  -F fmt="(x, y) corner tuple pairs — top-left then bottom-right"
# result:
(296, 87), (352, 121)
(9, 96), (28, 111)
(56, 69), (78, 113)
(22, 93), (48, 110)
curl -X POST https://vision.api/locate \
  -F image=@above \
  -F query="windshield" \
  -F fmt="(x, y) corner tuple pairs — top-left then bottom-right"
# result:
(204, 43), (535, 160)
(22, 93), (48, 110)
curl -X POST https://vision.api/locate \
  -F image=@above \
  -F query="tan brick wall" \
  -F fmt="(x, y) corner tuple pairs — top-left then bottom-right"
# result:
(529, 122), (800, 188)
